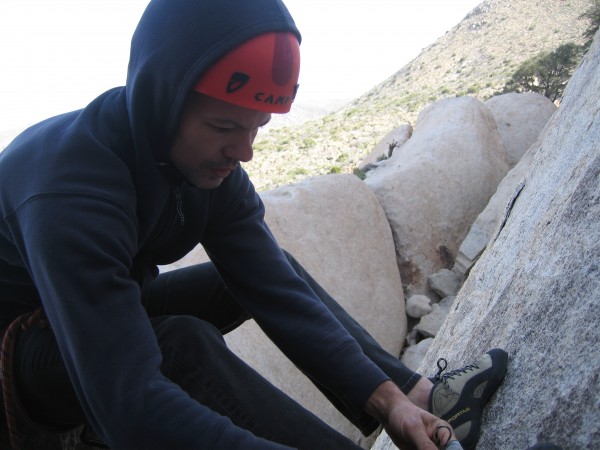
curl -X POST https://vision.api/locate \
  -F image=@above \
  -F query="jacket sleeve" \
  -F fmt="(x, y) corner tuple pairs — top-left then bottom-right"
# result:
(6, 191), (293, 450)
(202, 168), (390, 413)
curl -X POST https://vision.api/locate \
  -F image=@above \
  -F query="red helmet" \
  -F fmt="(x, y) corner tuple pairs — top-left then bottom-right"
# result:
(193, 32), (300, 113)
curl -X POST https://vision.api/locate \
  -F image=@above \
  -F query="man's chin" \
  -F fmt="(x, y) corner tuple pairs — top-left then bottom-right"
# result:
(188, 176), (225, 190)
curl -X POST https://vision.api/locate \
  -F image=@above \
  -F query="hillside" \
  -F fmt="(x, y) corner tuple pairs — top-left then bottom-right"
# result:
(246, 0), (593, 192)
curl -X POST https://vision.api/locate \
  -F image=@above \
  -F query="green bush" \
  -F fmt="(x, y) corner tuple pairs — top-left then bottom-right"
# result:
(353, 168), (367, 180)
(288, 168), (308, 177)
(300, 137), (317, 149)
(336, 153), (348, 163)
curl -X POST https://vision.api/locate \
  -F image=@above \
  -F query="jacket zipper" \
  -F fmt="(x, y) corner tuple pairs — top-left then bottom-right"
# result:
(175, 184), (185, 225)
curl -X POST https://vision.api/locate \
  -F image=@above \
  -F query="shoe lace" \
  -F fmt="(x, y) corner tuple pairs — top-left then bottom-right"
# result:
(433, 357), (480, 384)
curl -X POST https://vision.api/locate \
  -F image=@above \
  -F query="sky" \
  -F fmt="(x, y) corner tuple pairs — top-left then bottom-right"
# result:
(0, 0), (482, 137)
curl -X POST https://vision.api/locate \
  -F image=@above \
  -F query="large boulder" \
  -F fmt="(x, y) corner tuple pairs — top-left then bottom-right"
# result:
(373, 31), (600, 450)
(162, 174), (405, 448)
(453, 141), (537, 279)
(454, 93), (578, 280)
(485, 92), (557, 168)
(259, 174), (406, 351)
(453, 92), (558, 279)
(364, 96), (509, 296)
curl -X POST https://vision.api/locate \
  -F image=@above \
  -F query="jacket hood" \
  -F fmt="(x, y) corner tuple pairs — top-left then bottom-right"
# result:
(126, 0), (301, 164)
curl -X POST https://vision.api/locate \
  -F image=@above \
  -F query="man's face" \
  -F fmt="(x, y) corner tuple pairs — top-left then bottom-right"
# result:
(169, 92), (271, 189)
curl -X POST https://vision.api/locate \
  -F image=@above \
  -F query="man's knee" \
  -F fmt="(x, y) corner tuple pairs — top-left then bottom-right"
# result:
(152, 316), (242, 393)
(153, 315), (225, 354)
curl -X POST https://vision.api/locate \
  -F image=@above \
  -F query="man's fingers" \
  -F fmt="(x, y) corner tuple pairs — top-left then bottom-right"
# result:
(402, 418), (450, 450)
(379, 399), (459, 450)
(433, 424), (453, 447)
(429, 421), (463, 450)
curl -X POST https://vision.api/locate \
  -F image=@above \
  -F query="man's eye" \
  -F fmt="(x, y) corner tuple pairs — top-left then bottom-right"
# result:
(210, 124), (233, 133)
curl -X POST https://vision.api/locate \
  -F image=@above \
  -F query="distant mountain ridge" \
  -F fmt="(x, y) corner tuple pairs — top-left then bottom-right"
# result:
(246, 0), (592, 192)
(264, 99), (351, 130)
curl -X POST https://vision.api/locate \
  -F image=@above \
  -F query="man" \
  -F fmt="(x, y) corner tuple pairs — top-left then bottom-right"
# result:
(0, 0), (507, 449)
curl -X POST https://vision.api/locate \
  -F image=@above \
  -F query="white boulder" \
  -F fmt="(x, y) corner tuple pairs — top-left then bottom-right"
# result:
(485, 92), (557, 168)
(365, 96), (509, 296)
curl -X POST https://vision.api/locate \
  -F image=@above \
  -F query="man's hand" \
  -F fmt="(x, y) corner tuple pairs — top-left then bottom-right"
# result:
(365, 380), (457, 450)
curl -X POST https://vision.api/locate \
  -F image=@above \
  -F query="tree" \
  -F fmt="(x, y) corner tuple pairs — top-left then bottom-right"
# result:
(502, 1), (599, 102)
(580, 0), (600, 51)
(502, 43), (583, 102)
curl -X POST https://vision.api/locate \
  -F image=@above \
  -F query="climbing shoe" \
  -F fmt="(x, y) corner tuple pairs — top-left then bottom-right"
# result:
(428, 348), (508, 449)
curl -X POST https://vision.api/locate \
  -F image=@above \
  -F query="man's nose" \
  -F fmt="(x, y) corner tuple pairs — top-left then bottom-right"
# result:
(224, 132), (255, 163)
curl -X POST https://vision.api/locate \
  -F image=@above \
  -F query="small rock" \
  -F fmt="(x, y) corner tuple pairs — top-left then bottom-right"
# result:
(406, 295), (433, 318)
(428, 269), (462, 298)
(414, 297), (455, 338)
(453, 225), (490, 278)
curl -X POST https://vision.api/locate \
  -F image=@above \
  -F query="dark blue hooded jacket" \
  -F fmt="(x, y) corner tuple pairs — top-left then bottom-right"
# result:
(0, 0), (389, 448)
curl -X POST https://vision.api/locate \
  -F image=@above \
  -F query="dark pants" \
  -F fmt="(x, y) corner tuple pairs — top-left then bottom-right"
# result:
(14, 252), (420, 449)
